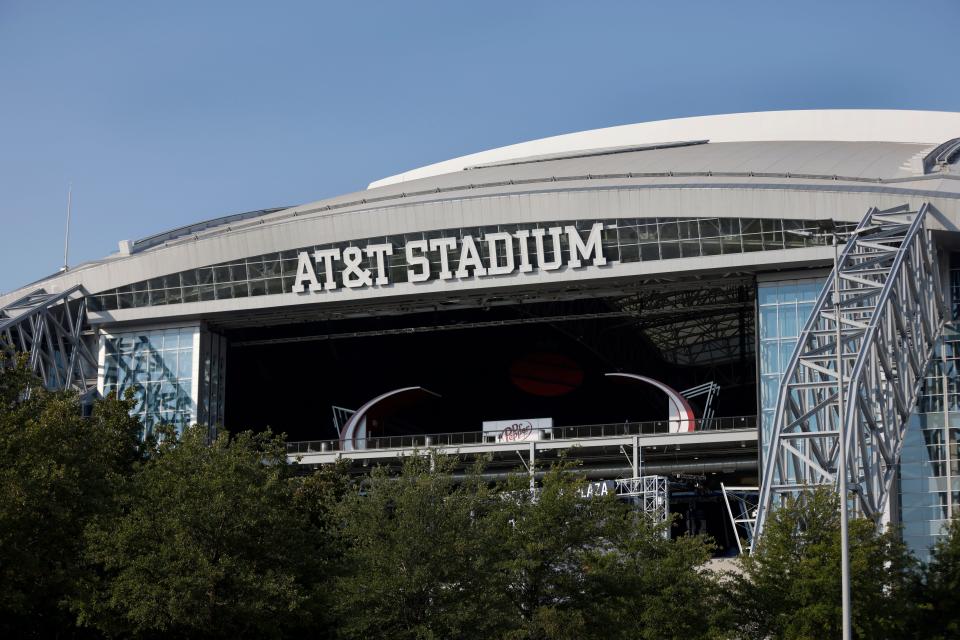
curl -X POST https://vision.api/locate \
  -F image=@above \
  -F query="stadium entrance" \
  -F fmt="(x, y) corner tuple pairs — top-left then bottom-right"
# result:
(223, 276), (757, 442)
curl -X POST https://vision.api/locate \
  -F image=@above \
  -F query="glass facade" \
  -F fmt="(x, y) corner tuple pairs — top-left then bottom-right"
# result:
(90, 216), (852, 312)
(899, 259), (960, 560)
(757, 277), (826, 466)
(100, 326), (199, 436)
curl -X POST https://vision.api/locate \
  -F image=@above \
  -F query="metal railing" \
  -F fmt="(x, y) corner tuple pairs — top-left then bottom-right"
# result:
(286, 415), (756, 455)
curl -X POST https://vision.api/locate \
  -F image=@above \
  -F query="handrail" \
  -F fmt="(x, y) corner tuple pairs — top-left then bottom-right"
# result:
(286, 415), (757, 455)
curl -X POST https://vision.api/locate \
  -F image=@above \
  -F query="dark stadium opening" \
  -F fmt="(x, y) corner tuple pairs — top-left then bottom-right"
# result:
(222, 290), (757, 443)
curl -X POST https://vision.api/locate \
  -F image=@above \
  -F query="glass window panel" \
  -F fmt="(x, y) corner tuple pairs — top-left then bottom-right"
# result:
(742, 234), (764, 252)
(281, 259), (298, 276)
(760, 341), (779, 373)
(249, 279), (266, 296)
(800, 281), (822, 302)
(163, 330), (180, 350)
(265, 277), (283, 294)
(213, 266), (232, 283)
(229, 263), (248, 282)
(638, 224), (658, 242)
(720, 218), (740, 236)
(659, 242), (680, 259)
(131, 284), (148, 307)
(150, 287), (169, 305)
(214, 283), (234, 299)
(721, 234), (743, 254)
(699, 219), (720, 238)
(640, 243), (660, 261)
(262, 257), (281, 277)
(758, 285), (777, 306)
(779, 342), (797, 370)
(779, 304), (799, 338)
(181, 270), (198, 286)
(247, 261), (265, 279)
(678, 220), (698, 240)
(741, 219), (761, 236)
(619, 226), (638, 244)
(619, 244), (640, 262)
(797, 302), (816, 328)
(680, 240), (701, 258)
(760, 307), (778, 340)
(658, 220), (679, 241)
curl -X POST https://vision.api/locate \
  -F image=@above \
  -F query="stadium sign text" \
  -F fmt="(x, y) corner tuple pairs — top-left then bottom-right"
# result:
(291, 223), (607, 293)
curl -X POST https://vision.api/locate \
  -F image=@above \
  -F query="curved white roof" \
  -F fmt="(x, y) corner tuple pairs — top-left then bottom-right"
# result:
(370, 110), (960, 188)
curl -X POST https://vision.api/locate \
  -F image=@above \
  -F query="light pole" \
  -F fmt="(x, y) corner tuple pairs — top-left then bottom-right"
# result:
(788, 222), (853, 640)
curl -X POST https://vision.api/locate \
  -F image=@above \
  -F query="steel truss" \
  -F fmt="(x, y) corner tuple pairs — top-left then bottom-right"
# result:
(753, 204), (945, 547)
(721, 484), (759, 554)
(615, 475), (670, 533)
(615, 280), (755, 366)
(0, 286), (98, 396)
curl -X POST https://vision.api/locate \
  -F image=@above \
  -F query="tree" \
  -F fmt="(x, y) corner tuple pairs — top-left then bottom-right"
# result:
(331, 454), (511, 640)
(76, 425), (324, 639)
(580, 503), (723, 640)
(493, 462), (616, 640)
(0, 356), (143, 637)
(735, 488), (918, 640)
(916, 516), (960, 640)
(494, 462), (722, 640)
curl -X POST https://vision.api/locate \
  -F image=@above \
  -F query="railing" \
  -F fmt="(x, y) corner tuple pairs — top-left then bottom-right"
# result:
(286, 415), (756, 455)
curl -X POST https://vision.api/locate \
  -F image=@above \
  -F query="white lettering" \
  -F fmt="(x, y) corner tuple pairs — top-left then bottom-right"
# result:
(313, 248), (341, 290)
(531, 227), (564, 271)
(429, 237), (457, 279)
(485, 232), (515, 276)
(566, 223), (607, 268)
(514, 229), (533, 273)
(365, 243), (393, 286)
(292, 251), (321, 293)
(455, 236), (487, 278)
(341, 246), (372, 288)
(288, 222), (610, 294)
(405, 239), (430, 282)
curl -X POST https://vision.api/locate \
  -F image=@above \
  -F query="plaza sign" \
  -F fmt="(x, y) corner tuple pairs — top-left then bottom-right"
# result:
(291, 223), (607, 293)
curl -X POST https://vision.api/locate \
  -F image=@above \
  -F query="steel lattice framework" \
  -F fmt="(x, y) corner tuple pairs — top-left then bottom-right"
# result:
(753, 203), (946, 547)
(0, 286), (99, 396)
(615, 475), (670, 533)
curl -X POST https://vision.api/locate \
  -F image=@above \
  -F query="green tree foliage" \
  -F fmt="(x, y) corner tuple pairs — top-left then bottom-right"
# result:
(494, 463), (721, 640)
(330, 455), (721, 640)
(735, 488), (918, 640)
(8, 355), (952, 639)
(333, 455), (511, 640)
(76, 425), (325, 639)
(580, 499), (723, 639)
(0, 356), (142, 637)
(916, 517), (960, 639)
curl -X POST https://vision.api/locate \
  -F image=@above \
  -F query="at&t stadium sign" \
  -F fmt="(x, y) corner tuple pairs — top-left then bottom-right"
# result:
(291, 222), (607, 293)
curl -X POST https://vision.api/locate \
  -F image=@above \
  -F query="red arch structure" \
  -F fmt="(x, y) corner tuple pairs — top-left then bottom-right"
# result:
(605, 373), (697, 433)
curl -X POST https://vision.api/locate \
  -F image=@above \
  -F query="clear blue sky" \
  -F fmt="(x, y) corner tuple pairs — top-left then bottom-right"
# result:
(1, 0), (958, 294)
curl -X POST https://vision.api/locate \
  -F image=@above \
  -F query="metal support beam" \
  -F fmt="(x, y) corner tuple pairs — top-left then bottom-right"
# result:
(754, 203), (946, 549)
(0, 286), (98, 396)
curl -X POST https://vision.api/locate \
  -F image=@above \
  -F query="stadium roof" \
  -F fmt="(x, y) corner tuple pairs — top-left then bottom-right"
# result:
(369, 109), (960, 187)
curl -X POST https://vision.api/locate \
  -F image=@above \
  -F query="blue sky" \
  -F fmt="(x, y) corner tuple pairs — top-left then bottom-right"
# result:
(1, 0), (958, 294)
